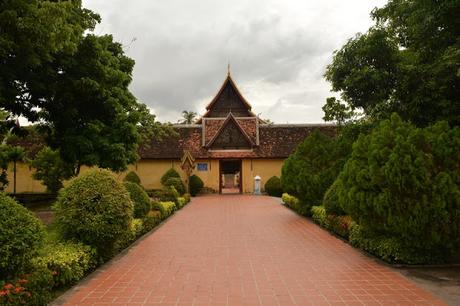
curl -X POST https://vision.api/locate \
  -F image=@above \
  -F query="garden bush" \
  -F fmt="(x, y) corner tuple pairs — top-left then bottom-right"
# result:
(160, 168), (181, 185)
(281, 193), (310, 215)
(115, 219), (144, 252)
(311, 206), (352, 239)
(152, 186), (180, 203)
(142, 210), (162, 233)
(123, 171), (141, 185)
(323, 179), (345, 216)
(164, 177), (185, 195)
(183, 193), (191, 203)
(176, 197), (187, 209)
(264, 176), (283, 197)
(53, 169), (134, 260)
(32, 242), (96, 288)
(0, 266), (54, 306)
(338, 114), (460, 262)
(152, 201), (176, 218)
(189, 174), (204, 196)
(281, 130), (342, 213)
(123, 181), (151, 218)
(0, 193), (46, 280)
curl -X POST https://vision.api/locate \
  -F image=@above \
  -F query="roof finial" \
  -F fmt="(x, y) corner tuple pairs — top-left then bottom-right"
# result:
(227, 62), (231, 76)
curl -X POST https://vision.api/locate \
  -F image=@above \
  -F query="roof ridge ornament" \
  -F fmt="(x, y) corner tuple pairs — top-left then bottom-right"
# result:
(227, 62), (231, 76)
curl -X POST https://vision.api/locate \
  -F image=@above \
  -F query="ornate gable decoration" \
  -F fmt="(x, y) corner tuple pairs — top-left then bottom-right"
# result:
(206, 114), (254, 150)
(199, 74), (256, 120)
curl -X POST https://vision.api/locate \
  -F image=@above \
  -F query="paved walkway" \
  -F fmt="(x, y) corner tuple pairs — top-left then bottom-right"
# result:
(57, 195), (445, 306)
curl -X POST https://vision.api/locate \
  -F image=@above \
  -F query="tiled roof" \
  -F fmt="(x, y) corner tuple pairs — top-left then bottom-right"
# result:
(139, 124), (337, 159)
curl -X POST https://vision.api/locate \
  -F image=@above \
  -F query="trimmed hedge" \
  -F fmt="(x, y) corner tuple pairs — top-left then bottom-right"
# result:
(123, 171), (141, 185)
(152, 201), (176, 218)
(123, 181), (151, 218)
(160, 168), (181, 186)
(265, 176), (283, 197)
(189, 174), (204, 196)
(53, 169), (134, 260)
(311, 206), (352, 239)
(164, 177), (185, 195)
(281, 193), (310, 216)
(0, 193), (46, 280)
(32, 242), (96, 288)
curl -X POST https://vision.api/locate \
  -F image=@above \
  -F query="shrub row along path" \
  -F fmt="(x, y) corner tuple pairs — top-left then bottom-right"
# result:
(56, 195), (445, 306)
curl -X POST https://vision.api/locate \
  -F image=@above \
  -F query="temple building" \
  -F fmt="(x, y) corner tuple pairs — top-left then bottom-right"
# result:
(136, 71), (336, 194)
(5, 71), (336, 194)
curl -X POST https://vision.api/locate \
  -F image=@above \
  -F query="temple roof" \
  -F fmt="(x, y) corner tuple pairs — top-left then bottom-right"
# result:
(197, 73), (256, 122)
(139, 124), (337, 159)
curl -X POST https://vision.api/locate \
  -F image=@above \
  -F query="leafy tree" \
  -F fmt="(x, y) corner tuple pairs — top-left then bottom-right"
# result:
(0, 0), (99, 122)
(322, 97), (355, 125)
(31, 147), (74, 193)
(325, 0), (460, 127)
(338, 114), (460, 259)
(1, 1), (169, 174)
(179, 111), (197, 124)
(7, 146), (25, 195)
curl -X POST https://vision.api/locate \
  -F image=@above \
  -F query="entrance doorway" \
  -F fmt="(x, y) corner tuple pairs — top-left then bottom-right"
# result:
(219, 159), (242, 194)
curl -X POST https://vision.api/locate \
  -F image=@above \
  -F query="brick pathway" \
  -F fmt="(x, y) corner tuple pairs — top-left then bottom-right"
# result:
(57, 195), (445, 306)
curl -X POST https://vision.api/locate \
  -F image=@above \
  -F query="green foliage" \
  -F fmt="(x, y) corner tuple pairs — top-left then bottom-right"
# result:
(349, 224), (438, 264)
(189, 174), (204, 196)
(0, 146), (10, 190)
(31, 147), (74, 193)
(311, 206), (352, 239)
(123, 181), (151, 218)
(338, 114), (460, 260)
(322, 97), (355, 125)
(281, 130), (342, 212)
(325, 1), (460, 126)
(0, 193), (45, 280)
(160, 168), (181, 186)
(176, 197), (187, 209)
(142, 211), (162, 233)
(281, 193), (310, 215)
(152, 186), (180, 203)
(264, 176), (283, 197)
(179, 111), (197, 124)
(32, 242), (96, 288)
(164, 177), (185, 195)
(0, 266), (54, 306)
(323, 179), (345, 216)
(115, 219), (145, 252)
(151, 201), (176, 218)
(123, 171), (141, 185)
(183, 193), (191, 203)
(53, 169), (133, 260)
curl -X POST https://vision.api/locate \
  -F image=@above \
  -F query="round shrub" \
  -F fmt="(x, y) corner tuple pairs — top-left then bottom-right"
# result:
(264, 176), (283, 197)
(338, 114), (460, 260)
(123, 171), (141, 185)
(281, 130), (342, 211)
(53, 168), (133, 260)
(164, 177), (185, 195)
(123, 181), (151, 218)
(0, 193), (46, 279)
(323, 179), (345, 216)
(189, 174), (204, 196)
(160, 168), (181, 186)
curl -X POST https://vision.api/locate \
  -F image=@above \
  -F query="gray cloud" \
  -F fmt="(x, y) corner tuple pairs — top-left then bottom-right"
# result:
(83, 0), (386, 123)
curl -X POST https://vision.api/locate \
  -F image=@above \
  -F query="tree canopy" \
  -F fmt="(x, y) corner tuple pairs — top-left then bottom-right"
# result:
(324, 0), (460, 127)
(0, 0), (168, 173)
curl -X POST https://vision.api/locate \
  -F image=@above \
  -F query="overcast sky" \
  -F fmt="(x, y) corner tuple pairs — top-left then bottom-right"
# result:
(82, 0), (387, 123)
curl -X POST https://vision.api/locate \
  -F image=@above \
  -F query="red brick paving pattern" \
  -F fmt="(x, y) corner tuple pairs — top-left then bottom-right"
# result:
(58, 195), (445, 306)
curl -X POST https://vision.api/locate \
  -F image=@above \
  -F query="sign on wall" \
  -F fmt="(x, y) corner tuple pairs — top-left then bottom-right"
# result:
(197, 163), (208, 171)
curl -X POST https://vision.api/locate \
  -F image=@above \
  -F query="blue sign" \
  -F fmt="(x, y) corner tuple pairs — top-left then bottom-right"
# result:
(197, 163), (208, 171)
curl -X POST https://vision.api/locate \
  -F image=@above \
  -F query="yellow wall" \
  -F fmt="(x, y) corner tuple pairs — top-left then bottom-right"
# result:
(241, 159), (284, 193)
(5, 158), (285, 194)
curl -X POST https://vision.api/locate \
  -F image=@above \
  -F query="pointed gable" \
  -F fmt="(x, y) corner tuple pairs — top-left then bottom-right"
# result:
(202, 74), (255, 119)
(207, 114), (254, 150)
